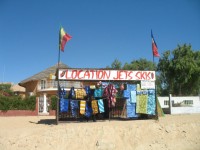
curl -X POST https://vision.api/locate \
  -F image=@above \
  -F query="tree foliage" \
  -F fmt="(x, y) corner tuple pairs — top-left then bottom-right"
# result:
(109, 44), (200, 96)
(157, 44), (200, 95)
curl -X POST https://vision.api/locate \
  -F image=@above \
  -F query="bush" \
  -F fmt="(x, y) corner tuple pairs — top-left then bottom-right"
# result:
(0, 95), (36, 111)
(50, 95), (58, 110)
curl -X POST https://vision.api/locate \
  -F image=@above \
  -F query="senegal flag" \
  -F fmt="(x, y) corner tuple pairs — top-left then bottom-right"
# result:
(59, 27), (72, 52)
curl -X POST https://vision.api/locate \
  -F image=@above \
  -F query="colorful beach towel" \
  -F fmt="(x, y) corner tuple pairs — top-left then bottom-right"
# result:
(98, 99), (105, 113)
(91, 100), (99, 114)
(130, 90), (136, 103)
(136, 90), (148, 114)
(80, 100), (86, 115)
(70, 100), (78, 117)
(85, 103), (93, 117)
(60, 98), (69, 112)
(147, 90), (156, 115)
(126, 98), (138, 118)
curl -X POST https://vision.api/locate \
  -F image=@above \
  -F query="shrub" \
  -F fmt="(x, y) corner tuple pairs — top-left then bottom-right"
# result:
(0, 95), (36, 111)
(50, 95), (58, 110)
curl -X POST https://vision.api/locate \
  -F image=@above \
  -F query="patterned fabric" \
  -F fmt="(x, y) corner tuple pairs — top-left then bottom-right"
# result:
(126, 101), (138, 118)
(76, 89), (87, 99)
(69, 87), (75, 99)
(94, 88), (103, 98)
(91, 100), (99, 114)
(70, 100), (78, 117)
(80, 100), (86, 115)
(130, 91), (136, 103)
(126, 84), (136, 91)
(85, 103), (93, 117)
(136, 90), (148, 114)
(147, 90), (156, 115)
(123, 90), (130, 99)
(84, 86), (91, 96)
(60, 98), (69, 112)
(98, 99), (105, 113)
(103, 84), (118, 108)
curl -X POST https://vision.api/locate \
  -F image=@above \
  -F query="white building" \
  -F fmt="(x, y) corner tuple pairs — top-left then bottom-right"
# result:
(158, 95), (200, 114)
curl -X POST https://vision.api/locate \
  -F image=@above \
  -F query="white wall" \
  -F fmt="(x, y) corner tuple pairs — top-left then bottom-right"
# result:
(158, 96), (200, 114)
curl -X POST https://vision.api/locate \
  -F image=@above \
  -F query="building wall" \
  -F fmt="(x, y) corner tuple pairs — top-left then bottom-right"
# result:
(158, 96), (200, 114)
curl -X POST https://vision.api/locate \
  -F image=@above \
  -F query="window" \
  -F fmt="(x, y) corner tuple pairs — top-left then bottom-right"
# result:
(41, 80), (46, 89)
(184, 100), (193, 105)
(164, 100), (169, 106)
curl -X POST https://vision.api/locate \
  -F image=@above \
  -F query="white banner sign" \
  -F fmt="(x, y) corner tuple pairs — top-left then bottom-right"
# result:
(58, 69), (156, 81)
(141, 80), (155, 89)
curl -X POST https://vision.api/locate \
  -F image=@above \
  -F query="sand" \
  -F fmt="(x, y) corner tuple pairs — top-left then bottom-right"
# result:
(0, 114), (200, 150)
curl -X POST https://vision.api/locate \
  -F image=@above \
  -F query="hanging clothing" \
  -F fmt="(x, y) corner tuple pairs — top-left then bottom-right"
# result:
(80, 100), (86, 115)
(70, 100), (78, 117)
(130, 91), (136, 103)
(147, 90), (156, 115)
(126, 101), (138, 118)
(103, 84), (118, 108)
(98, 99), (105, 113)
(94, 88), (103, 98)
(85, 103), (93, 118)
(136, 90), (148, 114)
(126, 84), (136, 91)
(60, 98), (69, 112)
(91, 100), (99, 114)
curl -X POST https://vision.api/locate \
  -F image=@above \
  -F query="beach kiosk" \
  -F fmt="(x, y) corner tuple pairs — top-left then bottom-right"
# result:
(56, 68), (157, 124)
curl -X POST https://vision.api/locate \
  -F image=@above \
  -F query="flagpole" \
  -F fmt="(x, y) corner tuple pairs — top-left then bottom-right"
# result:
(56, 28), (61, 125)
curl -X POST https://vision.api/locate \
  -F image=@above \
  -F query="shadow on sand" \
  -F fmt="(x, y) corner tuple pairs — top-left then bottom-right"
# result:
(29, 119), (57, 125)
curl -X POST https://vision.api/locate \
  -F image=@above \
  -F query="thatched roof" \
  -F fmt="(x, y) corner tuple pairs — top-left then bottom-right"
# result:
(10, 84), (25, 92)
(19, 62), (69, 85)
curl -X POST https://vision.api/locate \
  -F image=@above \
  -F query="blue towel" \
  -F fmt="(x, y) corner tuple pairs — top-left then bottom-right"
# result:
(94, 88), (103, 98)
(123, 90), (130, 99)
(85, 103), (93, 117)
(60, 98), (69, 112)
(130, 91), (136, 103)
(126, 98), (138, 118)
(147, 90), (156, 115)
(70, 100), (78, 117)
(126, 84), (136, 91)
(98, 99), (105, 113)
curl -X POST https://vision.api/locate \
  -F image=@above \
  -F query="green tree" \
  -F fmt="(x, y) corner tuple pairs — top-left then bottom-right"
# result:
(111, 59), (122, 69)
(123, 58), (155, 70)
(157, 44), (200, 96)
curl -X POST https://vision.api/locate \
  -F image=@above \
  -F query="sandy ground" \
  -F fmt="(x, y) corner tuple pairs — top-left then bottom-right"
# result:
(0, 114), (200, 150)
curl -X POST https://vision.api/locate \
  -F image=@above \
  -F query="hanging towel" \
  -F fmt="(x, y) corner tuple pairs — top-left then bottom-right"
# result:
(136, 90), (148, 114)
(147, 90), (156, 115)
(91, 100), (99, 114)
(94, 88), (103, 98)
(60, 98), (69, 112)
(98, 99), (105, 113)
(123, 90), (130, 99)
(85, 103), (93, 117)
(127, 84), (136, 91)
(126, 99), (138, 118)
(80, 100), (86, 115)
(130, 91), (136, 103)
(70, 100), (78, 117)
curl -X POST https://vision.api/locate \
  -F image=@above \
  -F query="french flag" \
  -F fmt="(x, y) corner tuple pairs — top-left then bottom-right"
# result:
(151, 30), (160, 57)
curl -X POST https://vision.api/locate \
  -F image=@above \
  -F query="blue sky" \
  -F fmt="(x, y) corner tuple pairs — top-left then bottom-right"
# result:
(0, 0), (200, 84)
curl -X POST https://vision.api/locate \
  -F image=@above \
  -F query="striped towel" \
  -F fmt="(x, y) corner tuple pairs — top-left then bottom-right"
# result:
(80, 100), (86, 115)
(91, 100), (99, 114)
(98, 99), (105, 113)
(130, 91), (136, 103)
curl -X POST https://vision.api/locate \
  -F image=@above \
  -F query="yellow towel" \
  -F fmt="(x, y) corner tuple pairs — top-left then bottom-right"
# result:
(80, 100), (86, 115)
(91, 100), (98, 114)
